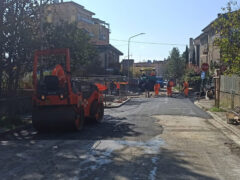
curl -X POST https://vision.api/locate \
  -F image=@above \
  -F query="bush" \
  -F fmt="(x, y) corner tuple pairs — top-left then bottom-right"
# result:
(184, 66), (201, 90)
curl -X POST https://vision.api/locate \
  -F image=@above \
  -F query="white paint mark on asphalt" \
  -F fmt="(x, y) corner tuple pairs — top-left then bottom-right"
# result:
(65, 135), (165, 178)
(0, 141), (9, 145)
(151, 157), (158, 164)
(92, 135), (164, 155)
(149, 157), (159, 180)
(149, 167), (157, 180)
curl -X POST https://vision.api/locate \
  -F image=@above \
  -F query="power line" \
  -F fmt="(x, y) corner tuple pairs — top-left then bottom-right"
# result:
(110, 38), (187, 46)
(113, 44), (129, 47)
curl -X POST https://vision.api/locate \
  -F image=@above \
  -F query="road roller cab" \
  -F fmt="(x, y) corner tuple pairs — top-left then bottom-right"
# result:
(32, 49), (104, 131)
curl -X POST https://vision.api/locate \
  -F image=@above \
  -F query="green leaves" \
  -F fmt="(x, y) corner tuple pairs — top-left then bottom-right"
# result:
(165, 47), (185, 81)
(42, 22), (99, 76)
(213, 1), (240, 75)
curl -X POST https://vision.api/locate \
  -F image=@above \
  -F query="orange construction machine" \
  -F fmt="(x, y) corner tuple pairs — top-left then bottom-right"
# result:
(32, 49), (104, 131)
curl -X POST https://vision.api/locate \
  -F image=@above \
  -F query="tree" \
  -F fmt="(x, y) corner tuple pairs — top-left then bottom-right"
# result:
(182, 46), (189, 65)
(165, 47), (185, 84)
(0, 0), (41, 96)
(43, 22), (99, 76)
(213, 1), (240, 75)
(0, 0), (100, 98)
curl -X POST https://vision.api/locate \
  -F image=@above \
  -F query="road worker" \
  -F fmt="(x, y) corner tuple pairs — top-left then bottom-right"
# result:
(52, 64), (67, 88)
(144, 79), (151, 98)
(110, 81), (115, 95)
(182, 80), (189, 97)
(154, 83), (160, 96)
(167, 80), (174, 97)
(116, 82), (120, 96)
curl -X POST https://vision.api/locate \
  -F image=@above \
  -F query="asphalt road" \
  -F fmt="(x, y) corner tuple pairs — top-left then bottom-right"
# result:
(0, 97), (240, 180)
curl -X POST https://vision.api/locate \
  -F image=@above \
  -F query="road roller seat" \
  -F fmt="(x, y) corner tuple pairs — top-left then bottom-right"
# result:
(44, 75), (60, 92)
(80, 81), (98, 99)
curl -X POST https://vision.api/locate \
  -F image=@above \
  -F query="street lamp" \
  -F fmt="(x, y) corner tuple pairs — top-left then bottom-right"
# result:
(127, 33), (145, 83)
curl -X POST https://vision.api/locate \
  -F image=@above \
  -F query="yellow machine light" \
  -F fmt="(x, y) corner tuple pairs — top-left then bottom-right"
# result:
(60, 94), (64, 100)
(41, 95), (46, 100)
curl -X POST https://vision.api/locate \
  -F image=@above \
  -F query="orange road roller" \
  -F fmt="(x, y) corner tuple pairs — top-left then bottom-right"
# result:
(32, 48), (104, 131)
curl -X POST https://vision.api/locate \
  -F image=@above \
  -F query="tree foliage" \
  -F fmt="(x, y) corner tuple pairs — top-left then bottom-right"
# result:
(213, 1), (240, 75)
(0, 0), (40, 96)
(0, 0), (100, 97)
(182, 46), (189, 65)
(43, 22), (100, 76)
(183, 65), (201, 90)
(165, 47), (185, 83)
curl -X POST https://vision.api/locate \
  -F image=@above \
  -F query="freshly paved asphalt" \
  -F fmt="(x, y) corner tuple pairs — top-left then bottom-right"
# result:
(0, 97), (240, 180)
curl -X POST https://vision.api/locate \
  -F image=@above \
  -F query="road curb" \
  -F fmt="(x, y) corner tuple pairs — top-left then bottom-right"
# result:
(105, 98), (131, 109)
(194, 101), (240, 146)
(194, 101), (209, 111)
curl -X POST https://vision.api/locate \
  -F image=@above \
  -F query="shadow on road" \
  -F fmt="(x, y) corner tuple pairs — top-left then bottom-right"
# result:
(99, 147), (218, 180)
(0, 144), (218, 180)
(0, 114), (142, 141)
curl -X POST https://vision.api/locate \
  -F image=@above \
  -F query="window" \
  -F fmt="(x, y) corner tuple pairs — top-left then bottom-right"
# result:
(77, 14), (94, 24)
(99, 34), (106, 40)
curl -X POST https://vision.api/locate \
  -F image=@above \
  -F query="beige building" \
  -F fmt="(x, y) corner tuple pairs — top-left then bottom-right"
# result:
(189, 16), (220, 70)
(133, 61), (167, 78)
(44, 1), (123, 74)
(45, 1), (109, 45)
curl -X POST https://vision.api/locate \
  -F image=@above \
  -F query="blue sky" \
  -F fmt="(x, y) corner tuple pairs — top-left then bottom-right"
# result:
(74, 0), (232, 62)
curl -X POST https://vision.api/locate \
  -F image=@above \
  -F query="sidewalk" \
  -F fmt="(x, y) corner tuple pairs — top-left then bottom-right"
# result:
(104, 97), (131, 108)
(195, 99), (215, 111)
(195, 99), (227, 122)
(195, 99), (240, 138)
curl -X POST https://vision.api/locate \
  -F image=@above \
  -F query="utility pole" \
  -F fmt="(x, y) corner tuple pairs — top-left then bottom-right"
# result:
(215, 69), (220, 108)
(127, 33), (145, 89)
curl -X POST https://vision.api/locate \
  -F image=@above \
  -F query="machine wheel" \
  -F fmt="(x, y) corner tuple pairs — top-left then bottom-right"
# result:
(95, 102), (104, 123)
(90, 101), (104, 123)
(74, 108), (85, 131)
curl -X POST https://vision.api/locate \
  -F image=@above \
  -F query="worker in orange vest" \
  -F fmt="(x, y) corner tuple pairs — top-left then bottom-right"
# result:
(52, 64), (67, 88)
(182, 81), (189, 97)
(116, 82), (120, 96)
(167, 80), (174, 97)
(154, 83), (160, 96)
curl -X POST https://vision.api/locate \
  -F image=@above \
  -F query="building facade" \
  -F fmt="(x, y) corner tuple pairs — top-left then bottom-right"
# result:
(45, 1), (109, 45)
(44, 1), (122, 73)
(133, 60), (167, 78)
(121, 59), (134, 77)
(189, 16), (220, 70)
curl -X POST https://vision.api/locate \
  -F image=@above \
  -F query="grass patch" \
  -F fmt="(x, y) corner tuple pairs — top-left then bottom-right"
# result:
(173, 86), (182, 92)
(209, 107), (226, 112)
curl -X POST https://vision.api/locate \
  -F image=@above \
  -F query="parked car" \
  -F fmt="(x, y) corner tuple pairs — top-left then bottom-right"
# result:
(156, 76), (164, 88)
(163, 80), (167, 87)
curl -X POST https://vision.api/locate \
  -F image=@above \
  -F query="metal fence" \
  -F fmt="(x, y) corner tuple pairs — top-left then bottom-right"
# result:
(220, 75), (240, 109)
(220, 75), (240, 95)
